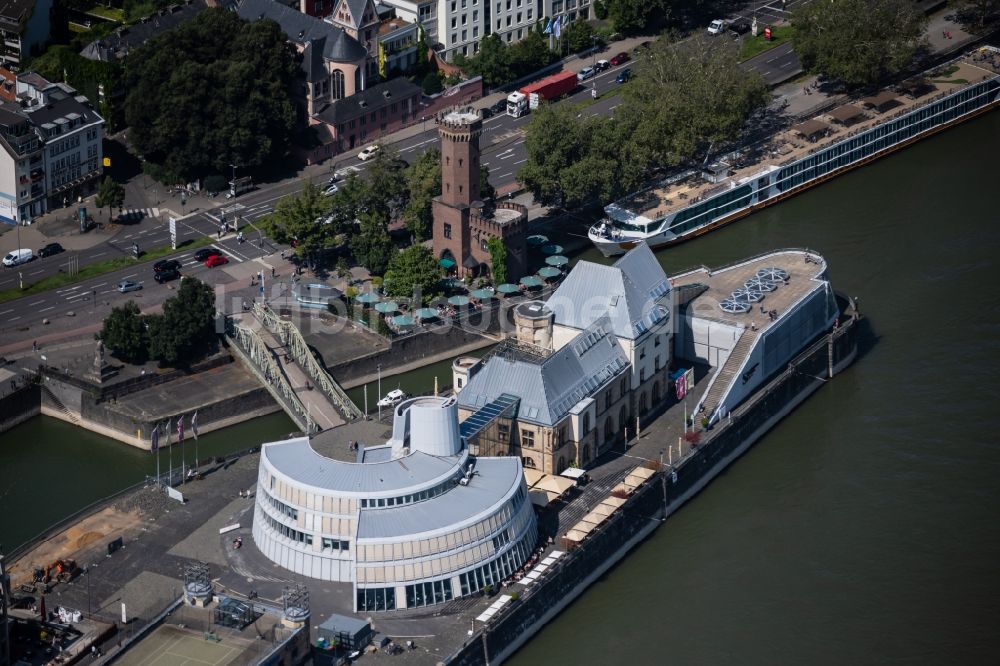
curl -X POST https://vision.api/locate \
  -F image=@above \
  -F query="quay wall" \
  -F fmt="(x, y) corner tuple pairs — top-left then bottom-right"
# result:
(445, 317), (860, 665)
(328, 304), (511, 382)
(38, 360), (282, 449)
(0, 381), (40, 434)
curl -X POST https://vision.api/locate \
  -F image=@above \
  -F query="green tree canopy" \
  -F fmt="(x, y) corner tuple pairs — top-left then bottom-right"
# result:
(486, 237), (508, 284)
(99, 301), (148, 363)
(350, 211), (396, 276)
(263, 182), (337, 265)
(623, 35), (770, 167)
(148, 277), (217, 366)
(124, 8), (299, 183)
(792, 0), (926, 87)
(561, 19), (597, 54)
(383, 245), (442, 302)
(460, 34), (513, 88)
(364, 150), (410, 221)
(95, 177), (125, 223)
(604, 0), (668, 34)
(402, 148), (442, 241)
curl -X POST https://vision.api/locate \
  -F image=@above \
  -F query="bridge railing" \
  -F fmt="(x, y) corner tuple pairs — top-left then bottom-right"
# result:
(225, 316), (316, 434)
(253, 303), (363, 421)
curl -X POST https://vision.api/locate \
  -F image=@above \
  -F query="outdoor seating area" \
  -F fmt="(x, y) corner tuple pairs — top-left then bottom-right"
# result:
(793, 119), (831, 142)
(512, 549), (566, 588)
(826, 104), (867, 127)
(523, 468), (576, 508)
(861, 91), (901, 113)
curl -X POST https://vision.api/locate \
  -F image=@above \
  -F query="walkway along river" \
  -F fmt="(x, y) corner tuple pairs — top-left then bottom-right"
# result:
(0, 113), (997, 664)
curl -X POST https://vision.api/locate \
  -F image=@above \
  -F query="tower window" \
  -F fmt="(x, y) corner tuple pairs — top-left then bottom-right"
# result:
(459, 185), (463, 193)
(459, 158), (463, 166)
(446, 156), (450, 165)
(444, 224), (452, 239)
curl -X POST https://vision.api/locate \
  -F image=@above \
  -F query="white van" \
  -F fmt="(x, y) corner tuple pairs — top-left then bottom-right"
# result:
(2, 248), (33, 266)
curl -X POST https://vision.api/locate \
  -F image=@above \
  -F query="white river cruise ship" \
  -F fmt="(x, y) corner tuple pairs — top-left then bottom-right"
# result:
(590, 47), (1000, 256)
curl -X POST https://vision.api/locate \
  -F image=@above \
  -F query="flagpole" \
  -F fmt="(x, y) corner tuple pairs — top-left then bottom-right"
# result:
(156, 423), (161, 486)
(167, 418), (173, 487)
(193, 411), (198, 472)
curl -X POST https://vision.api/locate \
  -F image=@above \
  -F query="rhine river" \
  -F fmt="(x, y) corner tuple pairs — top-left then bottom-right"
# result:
(1, 112), (998, 663)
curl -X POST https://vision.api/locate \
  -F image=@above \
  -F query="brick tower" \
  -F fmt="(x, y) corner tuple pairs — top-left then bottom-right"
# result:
(432, 108), (526, 280)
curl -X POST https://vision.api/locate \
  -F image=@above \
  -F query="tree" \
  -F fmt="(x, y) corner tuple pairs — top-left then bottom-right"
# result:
(604, 0), (667, 34)
(422, 70), (443, 95)
(402, 148), (442, 241)
(792, 0), (926, 87)
(958, 0), (1000, 30)
(94, 177), (125, 223)
(461, 34), (513, 88)
(263, 182), (337, 266)
(124, 9), (299, 183)
(486, 237), (508, 284)
(561, 19), (597, 54)
(148, 277), (217, 366)
(350, 211), (396, 276)
(508, 31), (559, 78)
(364, 150), (409, 222)
(99, 301), (148, 363)
(624, 35), (769, 167)
(383, 245), (442, 302)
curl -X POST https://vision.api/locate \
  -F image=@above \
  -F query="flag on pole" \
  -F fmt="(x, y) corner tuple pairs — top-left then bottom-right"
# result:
(543, 18), (552, 34)
(684, 367), (695, 395)
(151, 423), (160, 452)
(561, 14), (570, 26)
(177, 415), (184, 444)
(167, 418), (172, 447)
(676, 371), (687, 399)
(191, 411), (199, 440)
(553, 17), (561, 38)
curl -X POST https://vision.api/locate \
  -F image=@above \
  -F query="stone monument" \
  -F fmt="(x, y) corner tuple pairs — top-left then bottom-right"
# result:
(86, 339), (117, 384)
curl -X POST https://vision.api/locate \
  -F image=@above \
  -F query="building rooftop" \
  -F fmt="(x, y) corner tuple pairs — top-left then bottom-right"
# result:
(607, 52), (1000, 227)
(458, 315), (629, 426)
(238, 0), (368, 63)
(0, 0), (37, 21)
(671, 249), (829, 334)
(550, 243), (670, 340)
(315, 76), (422, 124)
(80, 0), (208, 61)
(263, 436), (467, 495)
(357, 457), (520, 538)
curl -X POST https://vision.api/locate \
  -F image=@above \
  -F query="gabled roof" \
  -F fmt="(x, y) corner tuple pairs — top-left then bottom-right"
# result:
(550, 243), (670, 340)
(315, 76), (421, 124)
(237, 0), (367, 63)
(80, 0), (208, 61)
(331, 0), (375, 29)
(458, 316), (629, 426)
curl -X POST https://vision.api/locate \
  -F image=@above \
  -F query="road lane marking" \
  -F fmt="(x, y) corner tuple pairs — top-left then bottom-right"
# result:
(29, 299), (45, 306)
(0, 309), (12, 315)
(212, 244), (245, 262)
(513, 159), (527, 165)
(39, 306), (54, 312)
(92, 282), (107, 288)
(92, 251), (107, 257)
(8, 316), (20, 321)
(28, 269), (43, 275)
(497, 172), (512, 179)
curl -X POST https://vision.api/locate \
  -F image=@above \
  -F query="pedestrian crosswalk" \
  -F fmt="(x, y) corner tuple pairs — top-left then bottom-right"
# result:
(120, 207), (161, 220)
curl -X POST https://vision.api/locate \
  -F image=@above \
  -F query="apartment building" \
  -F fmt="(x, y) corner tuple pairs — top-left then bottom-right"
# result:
(0, 73), (103, 225)
(0, 0), (53, 71)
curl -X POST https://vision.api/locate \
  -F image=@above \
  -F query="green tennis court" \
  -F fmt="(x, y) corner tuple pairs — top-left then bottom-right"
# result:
(115, 624), (251, 666)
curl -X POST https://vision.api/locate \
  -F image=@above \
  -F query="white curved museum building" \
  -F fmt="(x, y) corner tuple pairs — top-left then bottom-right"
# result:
(252, 396), (537, 612)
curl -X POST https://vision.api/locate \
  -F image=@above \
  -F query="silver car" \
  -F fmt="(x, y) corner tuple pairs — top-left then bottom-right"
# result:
(118, 280), (142, 293)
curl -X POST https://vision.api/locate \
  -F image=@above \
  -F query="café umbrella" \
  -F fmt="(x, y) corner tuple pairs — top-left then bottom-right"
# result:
(448, 295), (471, 307)
(526, 234), (549, 246)
(545, 255), (569, 267)
(541, 243), (564, 256)
(355, 292), (380, 305)
(520, 275), (543, 288)
(470, 288), (495, 300)
(374, 301), (398, 314)
(496, 283), (520, 295)
(391, 314), (414, 327)
(415, 307), (438, 320)
(538, 266), (562, 279)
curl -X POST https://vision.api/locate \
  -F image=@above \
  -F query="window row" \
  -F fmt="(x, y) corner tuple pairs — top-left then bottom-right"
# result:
(321, 537), (350, 551)
(261, 510), (313, 546)
(263, 489), (298, 520)
(356, 585), (396, 612)
(458, 535), (532, 595)
(359, 470), (463, 509)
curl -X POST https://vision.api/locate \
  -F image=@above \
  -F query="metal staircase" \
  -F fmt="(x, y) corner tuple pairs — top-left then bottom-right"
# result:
(700, 329), (758, 421)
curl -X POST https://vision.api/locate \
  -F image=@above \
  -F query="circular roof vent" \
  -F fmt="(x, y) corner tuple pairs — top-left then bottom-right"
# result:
(732, 288), (764, 303)
(744, 276), (777, 292)
(757, 267), (789, 282)
(720, 298), (751, 314)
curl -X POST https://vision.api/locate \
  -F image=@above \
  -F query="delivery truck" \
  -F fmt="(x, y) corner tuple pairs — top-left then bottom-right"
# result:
(506, 70), (578, 118)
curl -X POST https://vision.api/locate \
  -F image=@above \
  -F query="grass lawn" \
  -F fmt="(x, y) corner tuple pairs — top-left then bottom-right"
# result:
(0, 235), (214, 305)
(86, 5), (124, 20)
(740, 25), (793, 61)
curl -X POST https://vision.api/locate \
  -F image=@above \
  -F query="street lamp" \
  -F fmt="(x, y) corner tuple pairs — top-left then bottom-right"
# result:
(377, 364), (382, 420)
(591, 35), (599, 100)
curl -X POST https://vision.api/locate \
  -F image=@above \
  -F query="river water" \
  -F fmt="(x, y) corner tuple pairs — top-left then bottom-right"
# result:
(1, 113), (998, 663)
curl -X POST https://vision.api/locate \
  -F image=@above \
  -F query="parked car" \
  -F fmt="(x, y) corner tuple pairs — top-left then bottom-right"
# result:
(323, 183), (339, 196)
(481, 105), (494, 119)
(616, 68), (632, 84)
(490, 99), (507, 115)
(729, 20), (751, 37)
(204, 254), (229, 268)
(38, 243), (64, 258)
(377, 388), (407, 408)
(358, 144), (380, 161)
(154, 267), (181, 283)
(2, 249), (33, 267)
(153, 258), (181, 273)
(595, 59), (611, 72)
(707, 19), (727, 35)
(577, 66), (596, 82)
(194, 248), (221, 262)
(117, 279), (142, 293)
(610, 52), (630, 66)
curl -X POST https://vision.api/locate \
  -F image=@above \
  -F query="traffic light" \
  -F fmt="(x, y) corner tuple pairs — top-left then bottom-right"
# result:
(132, 243), (140, 259)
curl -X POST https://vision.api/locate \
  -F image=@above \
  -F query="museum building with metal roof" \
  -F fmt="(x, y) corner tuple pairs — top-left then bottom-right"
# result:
(253, 395), (537, 613)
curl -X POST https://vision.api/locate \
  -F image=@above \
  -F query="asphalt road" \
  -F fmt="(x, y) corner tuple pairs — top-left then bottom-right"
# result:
(0, 19), (809, 330)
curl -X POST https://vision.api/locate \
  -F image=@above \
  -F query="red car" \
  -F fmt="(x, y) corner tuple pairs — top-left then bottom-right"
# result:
(610, 52), (630, 66)
(204, 254), (229, 268)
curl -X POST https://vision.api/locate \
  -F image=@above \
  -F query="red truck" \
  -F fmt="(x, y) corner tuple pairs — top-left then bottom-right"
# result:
(506, 70), (578, 117)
